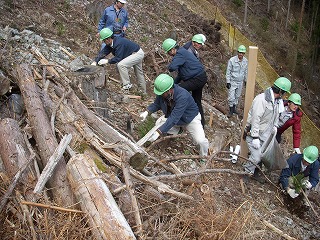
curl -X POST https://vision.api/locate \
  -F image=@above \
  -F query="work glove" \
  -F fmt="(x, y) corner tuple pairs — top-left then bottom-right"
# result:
(287, 188), (299, 198)
(98, 59), (108, 65)
(226, 83), (231, 89)
(148, 131), (160, 142)
(139, 111), (148, 122)
(294, 148), (301, 154)
(272, 126), (277, 135)
(91, 61), (97, 66)
(302, 180), (312, 190)
(252, 138), (260, 149)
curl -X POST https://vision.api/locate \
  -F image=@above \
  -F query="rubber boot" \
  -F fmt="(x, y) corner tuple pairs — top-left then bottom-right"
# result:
(252, 167), (266, 184)
(233, 105), (238, 115)
(227, 106), (234, 118)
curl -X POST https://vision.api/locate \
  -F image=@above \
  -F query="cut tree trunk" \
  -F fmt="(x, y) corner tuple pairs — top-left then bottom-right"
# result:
(67, 153), (136, 240)
(15, 63), (74, 206)
(0, 118), (32, 178)
(68, 65), (108, 118)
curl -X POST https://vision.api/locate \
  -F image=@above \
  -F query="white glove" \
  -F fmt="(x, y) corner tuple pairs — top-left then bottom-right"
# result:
(91, 61), (97, 66)
(139, 111), (148, 122)
(252, 138), (260, 149)
(294, 148), (301, 154)
(272, 126), (277, 134)
(148, 131), (160, 142)
(287, 188), (299, 198)
(302, 180), (312, 190)
(98, 59), (108, 65)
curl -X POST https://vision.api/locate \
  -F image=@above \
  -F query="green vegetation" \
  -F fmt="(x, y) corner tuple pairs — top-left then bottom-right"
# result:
(260, 18), (269, 32)
(137, 115), (155, 139)
(290, 21), (299, 40)
(93, 158), (107, 172)
(54, 21), (66, 36)
(291, 173), (305, 193)
(232, 0), (242, 7)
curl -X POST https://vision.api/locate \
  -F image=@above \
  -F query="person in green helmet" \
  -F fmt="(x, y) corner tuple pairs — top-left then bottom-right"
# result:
(183, 33), (206, 59)
(92, 28), (146, 93)
(226, 44), (248, 117)
(276, 93), (303, 154)
(243, 77), (292, 183)
(162, 38), (208, 127)
(279, 145), (319, 200)
(139, 73), (209, 157)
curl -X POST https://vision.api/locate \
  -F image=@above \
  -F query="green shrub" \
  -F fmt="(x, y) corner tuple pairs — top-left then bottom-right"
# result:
(260, 18), (269, 31)
(137, 116), (156, 139)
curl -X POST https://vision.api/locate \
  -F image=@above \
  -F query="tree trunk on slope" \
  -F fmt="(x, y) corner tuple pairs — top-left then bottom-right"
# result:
(15, 63), (74, 206)
(0, 118), (31, 178)
(67, 153), (136, 240)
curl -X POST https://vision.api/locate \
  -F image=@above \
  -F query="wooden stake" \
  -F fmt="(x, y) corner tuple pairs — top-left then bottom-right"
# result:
(240, 46), (258, 158)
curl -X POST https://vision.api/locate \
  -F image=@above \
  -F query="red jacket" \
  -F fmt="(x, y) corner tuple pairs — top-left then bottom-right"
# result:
(277, 107), (303, 148)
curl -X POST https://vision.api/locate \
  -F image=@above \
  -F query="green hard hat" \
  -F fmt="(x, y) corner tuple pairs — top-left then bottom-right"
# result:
(288, 93), (302, 105)
(154, 74), (174, 95)
(162, 38), (177, 53)
(238, 45), (246, 53)
(100, 28), (113, 41)
(192, 34), (205, 45)
(303, 146), (319, 163)
(274, 77), (291, 93)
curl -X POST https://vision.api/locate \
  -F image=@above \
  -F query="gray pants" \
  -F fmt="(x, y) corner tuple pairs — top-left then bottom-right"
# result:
(243, 136), (264, 174)
(227, 81), (244, 107)
(117, 48), (146, 93)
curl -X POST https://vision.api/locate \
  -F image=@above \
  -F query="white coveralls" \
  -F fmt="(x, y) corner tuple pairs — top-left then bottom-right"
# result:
(244, 88), (283, 174)
(226, 55), (248, 107)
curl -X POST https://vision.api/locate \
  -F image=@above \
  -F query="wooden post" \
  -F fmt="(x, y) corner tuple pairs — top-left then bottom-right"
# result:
(240, 46), (258, 158)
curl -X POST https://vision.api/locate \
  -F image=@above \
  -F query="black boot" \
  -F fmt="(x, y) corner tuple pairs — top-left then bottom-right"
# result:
(252, 168), (266, 184)
(227, 106), (234, 117)
(233, 105), (238, 115)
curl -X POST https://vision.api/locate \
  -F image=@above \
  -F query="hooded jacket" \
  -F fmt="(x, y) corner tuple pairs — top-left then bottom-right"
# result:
(277, 101), (303, 148)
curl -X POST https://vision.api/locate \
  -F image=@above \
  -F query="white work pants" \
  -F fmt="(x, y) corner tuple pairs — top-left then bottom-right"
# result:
(155, 113), (209, 156)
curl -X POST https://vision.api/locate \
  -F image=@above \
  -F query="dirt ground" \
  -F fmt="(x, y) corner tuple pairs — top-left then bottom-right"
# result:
(0, 0), (319, 239)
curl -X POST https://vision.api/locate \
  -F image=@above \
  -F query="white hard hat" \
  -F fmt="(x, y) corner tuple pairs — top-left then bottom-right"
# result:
(118, 0), (127, 3)
(199, 34), (206, 43)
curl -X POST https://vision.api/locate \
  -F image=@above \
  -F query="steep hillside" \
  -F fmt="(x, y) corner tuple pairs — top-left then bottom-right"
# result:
(0, 0), (319, 239)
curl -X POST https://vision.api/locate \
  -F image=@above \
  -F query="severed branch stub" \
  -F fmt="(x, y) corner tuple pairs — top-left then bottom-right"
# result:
(33, 134), (72, 194)
(121, 154), (143, 236)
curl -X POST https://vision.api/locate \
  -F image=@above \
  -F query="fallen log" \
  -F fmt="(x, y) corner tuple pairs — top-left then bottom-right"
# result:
(0, 118), (32, 178)
(15, 63), (74, 206)
(67, 153), (136, 240)
(0, 145), (34, 212)
(74, 119), (193, 200)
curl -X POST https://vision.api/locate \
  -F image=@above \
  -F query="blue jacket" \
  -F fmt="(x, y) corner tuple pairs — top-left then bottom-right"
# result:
(98, 5), (128, 35)
(183, 41), (199, 59)
(168, 47), (205, 83)
(95, 37), (140, 64)
(279, 153), (320, 189)
(147, 84), (199, 133)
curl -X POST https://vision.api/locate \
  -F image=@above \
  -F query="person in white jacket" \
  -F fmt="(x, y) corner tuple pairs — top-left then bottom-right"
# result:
(243, 77), (292, 182)
(226, 45), (248, 117)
